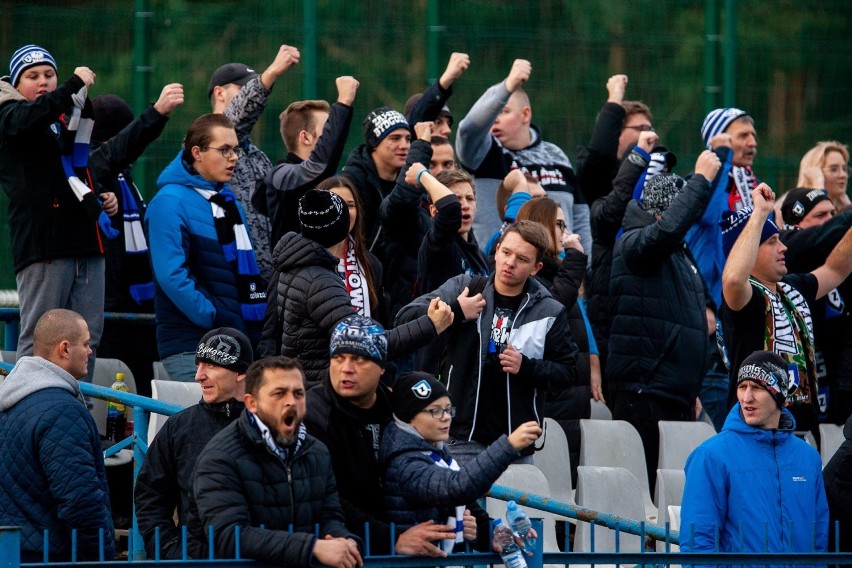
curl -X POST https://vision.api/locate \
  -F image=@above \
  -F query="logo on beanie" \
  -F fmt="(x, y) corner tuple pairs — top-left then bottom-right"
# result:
(22, 50), (47, 65)
(411, 379), (432, 399)
(370, 110), (407, 138)
(197, 334), (240, 366)
(791, 202), (805, 218)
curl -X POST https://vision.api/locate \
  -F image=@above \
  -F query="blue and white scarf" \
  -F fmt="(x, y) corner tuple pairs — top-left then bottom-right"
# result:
(118, 174), (154, 305)
(251, 411), (307, 464)
(194, 187), (266, 321)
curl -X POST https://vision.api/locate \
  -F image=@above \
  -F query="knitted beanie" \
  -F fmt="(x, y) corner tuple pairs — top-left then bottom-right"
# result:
(642, 173), (686, 216)
(363, 106), (409, 150)
(719, 206), (780, 257)
(298, 189), (350, 248)
(701, 108), (748, 149)
(196, 327), (254, 374)
(391, 372), (451, 423)
(737, 350), (790, 408)
(91, 95), (135, 143)
(780, 188), (831, 226)
(329, 314), (388, 368)
(9, 44), (57, 87)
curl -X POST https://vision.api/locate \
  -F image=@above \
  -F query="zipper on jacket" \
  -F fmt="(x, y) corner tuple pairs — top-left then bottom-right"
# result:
(505, 292), (533, 435)
(286, 464), (296, 526)
(772, 429), (783, 546)
(469, 311), (484, 442)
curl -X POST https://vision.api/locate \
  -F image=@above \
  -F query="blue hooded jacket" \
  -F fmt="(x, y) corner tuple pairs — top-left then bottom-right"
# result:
(681, 404), (828, 566)
(146, 153), (260, 358)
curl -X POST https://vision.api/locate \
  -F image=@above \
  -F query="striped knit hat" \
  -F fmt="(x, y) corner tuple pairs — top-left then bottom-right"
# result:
(9, 45), (57, 87)
(701, 108), (748, 149)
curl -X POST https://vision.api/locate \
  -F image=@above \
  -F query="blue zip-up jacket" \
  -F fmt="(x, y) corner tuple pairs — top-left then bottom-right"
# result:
(146, 153), (260, 358)
(681, 404), (828, 566)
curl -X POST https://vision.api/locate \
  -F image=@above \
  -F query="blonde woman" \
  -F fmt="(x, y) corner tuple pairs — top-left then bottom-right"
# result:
(797, 141), (849, 210)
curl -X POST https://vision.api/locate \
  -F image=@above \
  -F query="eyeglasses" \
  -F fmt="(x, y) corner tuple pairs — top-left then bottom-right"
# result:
(201, 145), (243, 159)
(555, 219), (568, 233)
(421, 406), (456, 419)
(622, 124), (655, 132)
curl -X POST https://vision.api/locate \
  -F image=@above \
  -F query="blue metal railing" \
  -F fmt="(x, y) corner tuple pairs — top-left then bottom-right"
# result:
(0, 308), (154, 351)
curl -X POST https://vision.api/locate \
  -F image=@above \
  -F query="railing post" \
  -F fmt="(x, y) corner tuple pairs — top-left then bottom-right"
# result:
(131, 406), (149, 560)
(527, 518), (543, 568)
(0, 527), (21, 568)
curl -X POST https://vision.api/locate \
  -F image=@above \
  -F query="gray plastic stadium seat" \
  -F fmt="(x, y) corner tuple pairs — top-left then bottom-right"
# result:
(654, 468), (685, 551)
(579, 418), (657, 523)
(147, 379), (200, 443)
(819, 423), (844, 468)
(90, 358), (136, 438)
(536, 418), (575, 514)
(657, 420), (716, 471)
(589, 399), (612, 420)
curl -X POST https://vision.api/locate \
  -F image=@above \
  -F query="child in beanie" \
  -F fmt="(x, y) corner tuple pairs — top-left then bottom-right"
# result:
(379, 372), (541, 554)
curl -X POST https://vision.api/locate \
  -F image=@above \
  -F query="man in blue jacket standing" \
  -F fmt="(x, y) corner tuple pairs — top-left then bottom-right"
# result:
(681, 350), (828, 563)
(0, 309), (114, 562)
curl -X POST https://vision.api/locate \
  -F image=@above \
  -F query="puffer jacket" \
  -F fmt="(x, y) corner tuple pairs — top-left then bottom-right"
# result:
(606, 173), (713, 407)
(263, 231), (437, 387)
(0, 356), (114, 561)
(380, 419), (518, 530)
(682, 404), (828, 564)
(192, 410), (359, 565)
(134, 397), (244, 559)
(146, 153), (261, 359)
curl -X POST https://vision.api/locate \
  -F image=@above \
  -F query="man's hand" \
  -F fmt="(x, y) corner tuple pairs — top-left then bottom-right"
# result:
(74, 67), (96, 87)
(153, 83), (184, 116)
(312, 535), (362, 568)
(637, 130), (658, 154)
(503, 169), (528, 193)
(414, 121), (433, 142)
(800, 166), (825, 189)
(507, 420), (542, 451)
(456, 287), (486, 320)
(261, 44), (301, 89)
(395, 520), (456, 557)
(562, 232), (583, 253)
(439, 52), (470, 89)
(590, 354), (605, 403)
(710, 132), (733, 150)
(705, 306), (716, 337)
(505, 59), (531, 92)
(428, 297), (454, 334)
(606, 74), (628, 104)
(336, 75), (359, 106)
(462, 509), (477, 542)
(100, 192), (118, 216)
(694, 149), (722, 181)
(751, 182), (776, 215)
(499, 343), (522, 374)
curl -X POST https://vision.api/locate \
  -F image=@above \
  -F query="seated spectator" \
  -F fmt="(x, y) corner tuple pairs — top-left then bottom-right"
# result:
(192, 356), (362, 566)
(681, 351), (828, 560)
(146, 113), (265, 381)
(260, 189), (452, 386)
(135, 327), (253, 559)
(380, 372), (541, 555)
(0, 309), (114, 562)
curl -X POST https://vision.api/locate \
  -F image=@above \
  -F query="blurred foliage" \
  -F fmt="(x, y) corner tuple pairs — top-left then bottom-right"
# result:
(0, 0), (849, 290)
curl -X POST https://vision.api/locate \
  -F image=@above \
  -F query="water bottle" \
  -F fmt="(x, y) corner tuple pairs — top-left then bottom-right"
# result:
(106, 373), (129, 443)
(492, 519), (527, 568)
(506, 500), (537, 553)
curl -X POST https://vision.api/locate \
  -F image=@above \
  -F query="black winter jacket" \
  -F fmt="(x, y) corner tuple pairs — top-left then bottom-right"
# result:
(575, 102), (627, 205)
(397, 274), (577, 451)
(261, 231), (437, 387)
(606, 173), (713, 407)
(586, 148), (649, 364)
(134, 398), (243, 559)
(304, 377), (396, 553)
(192, 410), (359, 565)
(823, 415), (852, 551)
(342, 143), (391, 249)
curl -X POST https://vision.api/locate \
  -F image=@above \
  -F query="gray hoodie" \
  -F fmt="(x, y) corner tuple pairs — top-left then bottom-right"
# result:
(0, 356), (84, 411)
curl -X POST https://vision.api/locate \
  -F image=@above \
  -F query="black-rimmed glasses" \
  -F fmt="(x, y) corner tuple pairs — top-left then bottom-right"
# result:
(201, 145), (243, 158)
(421, 406), (456, 419)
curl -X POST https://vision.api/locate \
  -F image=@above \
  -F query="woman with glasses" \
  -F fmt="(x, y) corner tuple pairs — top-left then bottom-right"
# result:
(797, 141), (850, 212)
(147, 113), (265, 381)
(380, 372), (540, 555)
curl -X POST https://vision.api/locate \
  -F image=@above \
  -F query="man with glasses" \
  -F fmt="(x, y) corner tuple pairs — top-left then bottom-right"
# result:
(397, 221), (577, 467)
(208, 44), (301, 283)
(304, 315), (464, 557)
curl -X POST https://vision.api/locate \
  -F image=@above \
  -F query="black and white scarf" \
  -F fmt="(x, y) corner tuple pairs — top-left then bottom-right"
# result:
(251, 412), (307, 464)
(194, 187), (266, 321)
(729, 166), (758, 210)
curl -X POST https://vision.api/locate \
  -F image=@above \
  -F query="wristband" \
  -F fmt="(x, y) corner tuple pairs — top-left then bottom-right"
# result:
(416, 168), (429, 187)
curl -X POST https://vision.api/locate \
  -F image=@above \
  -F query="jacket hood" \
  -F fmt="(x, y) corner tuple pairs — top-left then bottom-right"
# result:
(272, 231), (338, 272)
(0, 356), (83, 410)
(156, 152), (227, 193)
(343, 144), (378, 175)
(0, 77), (27, 107)
(378, 418), (446, 463)
(621, 199), (657, 231)
(721, 402), (796, 442)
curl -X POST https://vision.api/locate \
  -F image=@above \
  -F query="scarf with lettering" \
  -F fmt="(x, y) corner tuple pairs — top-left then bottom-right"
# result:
(727, 166), (758, 210)
(337, 235), (372, 317)
(58, 86), (118, 238)
(194, 187), (266, 321)
(750, 277), (816, 407)
(118, 173), (154, 306)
